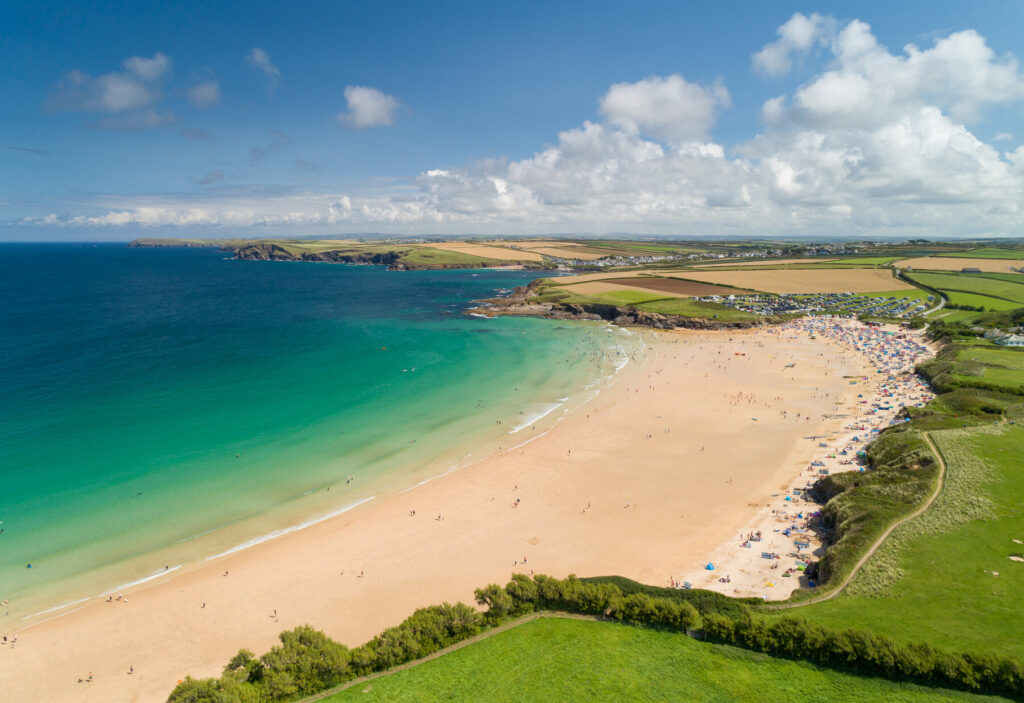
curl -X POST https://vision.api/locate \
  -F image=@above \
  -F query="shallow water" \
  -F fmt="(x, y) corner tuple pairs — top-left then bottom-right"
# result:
(0, 245), (628, 619)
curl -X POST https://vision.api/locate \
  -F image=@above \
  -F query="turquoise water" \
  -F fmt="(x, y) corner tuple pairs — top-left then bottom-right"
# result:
(0, 245), (628, 620)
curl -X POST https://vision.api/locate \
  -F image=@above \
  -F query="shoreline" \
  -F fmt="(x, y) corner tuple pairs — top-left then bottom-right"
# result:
(5, 321), (640, 629)
(1, 320), (913, 702)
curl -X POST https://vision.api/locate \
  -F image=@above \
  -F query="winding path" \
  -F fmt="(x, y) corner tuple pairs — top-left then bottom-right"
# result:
(773, 430), (948, 610)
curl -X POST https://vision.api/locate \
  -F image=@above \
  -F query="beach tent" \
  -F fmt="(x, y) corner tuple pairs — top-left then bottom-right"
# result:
(705, 563), (715, 570)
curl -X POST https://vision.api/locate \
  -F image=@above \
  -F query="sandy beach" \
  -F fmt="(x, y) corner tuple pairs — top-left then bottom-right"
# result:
(0, 320), (928, 702)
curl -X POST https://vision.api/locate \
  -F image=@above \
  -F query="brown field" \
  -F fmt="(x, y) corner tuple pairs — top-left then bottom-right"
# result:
(895, 256), (1024, 273)
(422, 243), (543, 262)
(673, 268), (910, 294)
(606, 277), (753, 297)
(547, 270), (669, 285)
(525, 246), (607, 260)
(696, 257), (834, 267)
(562, 281), (670, 297)
(505, 240), (582, 248)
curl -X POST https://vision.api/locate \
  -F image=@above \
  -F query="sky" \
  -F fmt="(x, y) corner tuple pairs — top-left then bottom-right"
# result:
(3, 0), (1024, 241)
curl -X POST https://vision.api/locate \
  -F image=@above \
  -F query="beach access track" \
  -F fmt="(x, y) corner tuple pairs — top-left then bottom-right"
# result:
(771, 429), (952, 610)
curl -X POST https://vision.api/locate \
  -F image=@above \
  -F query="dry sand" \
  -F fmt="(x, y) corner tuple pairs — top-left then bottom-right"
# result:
(1, 326), (871, 702)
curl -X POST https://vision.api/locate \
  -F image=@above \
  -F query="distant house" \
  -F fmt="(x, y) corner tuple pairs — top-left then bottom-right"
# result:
(961, 267), (982, 273)
(994, 334), (1024, 347)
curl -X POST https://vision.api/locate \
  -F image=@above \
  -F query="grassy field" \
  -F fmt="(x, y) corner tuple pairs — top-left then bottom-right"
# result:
(827, 256), (903, 265)
(945, 291), (1022, 311)
(320, 618), (1006, 703)
(633, 297), (760, 321)
(913, 272), (1024, 303)
(955, 346), (1024, 388)
(789, 425), (1024, 661)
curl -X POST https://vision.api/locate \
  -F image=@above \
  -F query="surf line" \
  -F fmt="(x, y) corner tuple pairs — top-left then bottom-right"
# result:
(204, 496), (375, 562)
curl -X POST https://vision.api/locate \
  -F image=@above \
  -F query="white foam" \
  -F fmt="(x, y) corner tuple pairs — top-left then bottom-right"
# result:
(21, 597), (90, 620)
(203, 496), (375, 562)
(99, 564), (183, 596)
(510, 397), (569, 433)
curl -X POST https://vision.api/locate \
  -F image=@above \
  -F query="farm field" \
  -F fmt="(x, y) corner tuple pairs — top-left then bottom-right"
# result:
(827, 256), (903, 265)
(791, 425), (1024, 661)
(602, 277), (753, 297)
(320, 617), (1004, 703)
(553, 282), (667, 304)
(956, 346), (1024, 389)
(696, 257), (835, 267)
(667, 268), (910, 294)
(944, 291), (1021, 311)
(904, 272), (1024, 304)
(422, 243), (543, 262)
(896, 257), (1024, 273)
(935, 248), (1024, 259)
(633, 297), (760, 321)
(521, 246), (606, 260)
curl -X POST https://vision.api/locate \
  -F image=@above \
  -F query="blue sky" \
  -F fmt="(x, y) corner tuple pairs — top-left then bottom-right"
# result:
(4, 1), (1024, 240)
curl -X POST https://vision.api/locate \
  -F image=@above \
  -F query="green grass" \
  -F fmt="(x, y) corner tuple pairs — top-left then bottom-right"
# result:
(905, 272), (1024, 304)
(788, 425), (1024, 661)
(956, 347), (1024, 388)
(397, 247), (517, 267)
(633, 297), (760, 321)
(584, 289), (669, 305)
(945, 291), (1023, 311)
(319, 618), (1006, 703)
(935, 248), (1024, 260)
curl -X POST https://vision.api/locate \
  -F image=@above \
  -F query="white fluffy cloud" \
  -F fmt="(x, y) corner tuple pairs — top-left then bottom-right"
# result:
(752, 13), (833, 77)
(337, 86), (399, 128)
(245, 48), (280, 93)
(599, 74), (730, 142)
(188, 80), (220, 108)
(27, 17), (1024, 237)
(47, 52), (172, 113)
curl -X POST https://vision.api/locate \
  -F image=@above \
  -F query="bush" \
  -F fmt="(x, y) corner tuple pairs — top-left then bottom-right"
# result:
(703, 613), (1024, 698)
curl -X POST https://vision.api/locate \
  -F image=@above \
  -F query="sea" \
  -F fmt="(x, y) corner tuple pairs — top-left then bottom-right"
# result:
(0, 244), (634, 623)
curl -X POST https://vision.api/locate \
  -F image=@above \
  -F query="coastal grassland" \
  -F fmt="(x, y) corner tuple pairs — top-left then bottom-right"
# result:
(528, 279), (758, 320)
(420, 243), (543, 262)
(918, 340), (1024, 395)
(786, 425), (1024, 661)
(904, 272), (1024, 305)
(632, 297), (761, 321)
(954, 346), (1024, 389)
(935, 248), (1024, 259)
(317, 618), (1006, 703)
(397, 246), (524, 267)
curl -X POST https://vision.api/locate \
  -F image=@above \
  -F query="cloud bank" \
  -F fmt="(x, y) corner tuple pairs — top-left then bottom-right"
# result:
(26, 16), (1024, 237)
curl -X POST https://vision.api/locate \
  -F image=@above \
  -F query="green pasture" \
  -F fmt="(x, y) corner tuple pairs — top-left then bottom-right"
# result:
(634, 297), (760, 321)
(956, 346), (1024, 388)
(320, 617), (1005, 703)
(790, 425), (1024, 660)
(945, 291), (1022, 311)
(905, 272), (1024, 304)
